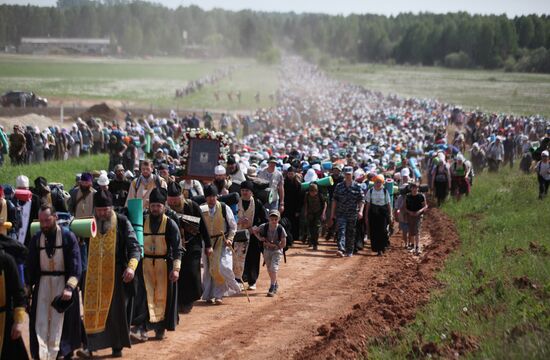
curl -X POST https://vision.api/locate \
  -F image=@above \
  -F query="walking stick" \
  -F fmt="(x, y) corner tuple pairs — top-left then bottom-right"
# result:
(221, 232), (251, 303)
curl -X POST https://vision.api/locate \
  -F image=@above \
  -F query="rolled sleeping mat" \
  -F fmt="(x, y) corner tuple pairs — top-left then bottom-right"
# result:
(70, 217), (97, 238)
(145, 133), (152, 154)
(0, 129), (9, 152)
(301, 176), (334, 191)
(14, 189), (33, 202)
(321, 161), (333, 170)
(127, 198), (144, 256)
(409, 157), (422, 179)
(30, 217), (97, 238)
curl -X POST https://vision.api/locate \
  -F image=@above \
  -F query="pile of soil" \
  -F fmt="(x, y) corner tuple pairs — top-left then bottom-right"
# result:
(76, 102), (125, 123)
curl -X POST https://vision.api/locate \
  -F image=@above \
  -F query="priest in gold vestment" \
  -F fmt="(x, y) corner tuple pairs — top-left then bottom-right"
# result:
(79, 190), (141, 358)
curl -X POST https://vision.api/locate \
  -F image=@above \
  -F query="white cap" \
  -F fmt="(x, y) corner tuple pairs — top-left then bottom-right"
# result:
(98, 174), (110, 186)
(16, 175), (29, 189)
(214, 165), (226, 175)
(312, 164), (321, 171)
(282, 163), (291, 171)
(542, 150), (549, 157)
(400, 168), (410, 178)
(353, 168), (365, 179)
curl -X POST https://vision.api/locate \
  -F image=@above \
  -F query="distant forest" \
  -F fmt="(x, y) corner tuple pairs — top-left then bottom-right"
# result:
(1, 0), (549, 72)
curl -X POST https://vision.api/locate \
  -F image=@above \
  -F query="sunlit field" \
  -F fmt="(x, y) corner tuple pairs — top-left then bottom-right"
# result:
(329, 63), (550, 117)
(0, 55), (279, 111)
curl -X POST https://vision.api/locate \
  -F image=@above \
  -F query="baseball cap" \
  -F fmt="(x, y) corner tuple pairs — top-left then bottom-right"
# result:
(268, 209), (281, 218)
(542, 150), (549, 157)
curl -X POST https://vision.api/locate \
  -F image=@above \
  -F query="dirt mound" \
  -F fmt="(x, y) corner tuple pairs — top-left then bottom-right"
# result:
(294, 208), (461, 360)
(76, 102), (125, 122)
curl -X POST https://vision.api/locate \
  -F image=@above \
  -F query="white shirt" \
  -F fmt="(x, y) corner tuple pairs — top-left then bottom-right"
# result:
(366, 187), (391, 206)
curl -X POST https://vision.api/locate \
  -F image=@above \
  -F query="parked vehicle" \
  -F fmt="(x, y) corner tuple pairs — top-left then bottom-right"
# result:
(1, 91), (48, 107)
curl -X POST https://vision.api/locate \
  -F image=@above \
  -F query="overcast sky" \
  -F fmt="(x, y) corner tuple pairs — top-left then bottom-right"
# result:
(2, 0), (549, 17)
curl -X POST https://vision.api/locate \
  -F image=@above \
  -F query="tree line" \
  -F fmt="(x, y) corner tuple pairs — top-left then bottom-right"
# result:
(0, 0), (549, 72)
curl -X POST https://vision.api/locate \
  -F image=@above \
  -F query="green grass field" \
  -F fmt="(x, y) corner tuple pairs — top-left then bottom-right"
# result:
(328, 63), (550, 118)
(0, 154), (108, 188)
(368, 167), (550, 359)
(0, 55), (279, 111)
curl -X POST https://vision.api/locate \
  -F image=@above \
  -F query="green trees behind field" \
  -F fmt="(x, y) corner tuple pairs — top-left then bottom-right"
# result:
(0, 1), (549, 72)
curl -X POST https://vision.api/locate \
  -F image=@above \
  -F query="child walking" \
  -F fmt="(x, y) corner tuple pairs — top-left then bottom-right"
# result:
(253, 210), (287, 297)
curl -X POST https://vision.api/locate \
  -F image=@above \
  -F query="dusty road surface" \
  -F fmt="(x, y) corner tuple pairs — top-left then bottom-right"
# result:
(20, 209), (457, 359)
(85, 208), (457, 360)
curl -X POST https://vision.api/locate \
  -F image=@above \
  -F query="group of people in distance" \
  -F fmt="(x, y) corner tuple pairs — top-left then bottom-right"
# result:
(0, 56), (548, 359)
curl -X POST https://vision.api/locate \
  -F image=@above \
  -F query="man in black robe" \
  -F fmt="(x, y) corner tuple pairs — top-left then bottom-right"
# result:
(132, 188), (181, 341)
(240, 181), (267, 290)
(165, 182), (212, 313)
(78, 190), (141, 358)
(0, 248), (28, 360)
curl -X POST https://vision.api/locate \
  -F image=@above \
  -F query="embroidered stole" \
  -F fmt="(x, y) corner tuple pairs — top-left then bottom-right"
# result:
(143, 215), (168, 323)
(83, 212), (117, 334)
(35, 227), (65, 360)
(234, 198), (253, 279)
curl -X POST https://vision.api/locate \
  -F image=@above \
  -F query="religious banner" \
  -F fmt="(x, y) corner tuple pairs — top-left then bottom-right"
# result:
(180, 128), (230, 180)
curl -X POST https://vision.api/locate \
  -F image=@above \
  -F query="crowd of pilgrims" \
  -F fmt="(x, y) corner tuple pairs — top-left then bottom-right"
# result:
(0, 57), (549, 359)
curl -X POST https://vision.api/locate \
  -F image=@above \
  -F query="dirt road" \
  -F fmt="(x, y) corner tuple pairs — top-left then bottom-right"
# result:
(86, 208), (458, 360)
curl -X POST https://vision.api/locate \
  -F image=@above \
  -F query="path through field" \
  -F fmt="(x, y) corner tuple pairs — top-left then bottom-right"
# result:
(88, 208), (458, 359)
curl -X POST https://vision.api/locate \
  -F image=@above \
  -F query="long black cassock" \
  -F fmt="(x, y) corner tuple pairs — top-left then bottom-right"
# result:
(27, 226), (83, 359)
(133, 213), (181, 332)
(241, 197), (267, 286)
(0, 248), (28, 360)
(168, 199), (211, 308)
(83, 212), (141, 352)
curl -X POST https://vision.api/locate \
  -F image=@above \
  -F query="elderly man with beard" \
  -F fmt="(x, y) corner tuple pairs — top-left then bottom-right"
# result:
(68, 172), (96, 293)
(201, 185), (240, 304)
(78, 190), (140, 359)
(131, 188), (181, 342)
(165, 182), (212, 313)
(239, 180), (267, 290)
(27, 205), (83, 360)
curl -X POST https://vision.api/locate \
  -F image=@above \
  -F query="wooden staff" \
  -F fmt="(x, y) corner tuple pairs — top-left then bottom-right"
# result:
(218, 232), (251, 303)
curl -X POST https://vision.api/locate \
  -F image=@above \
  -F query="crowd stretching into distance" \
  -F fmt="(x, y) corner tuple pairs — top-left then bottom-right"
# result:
(0, 57), (549, 359)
